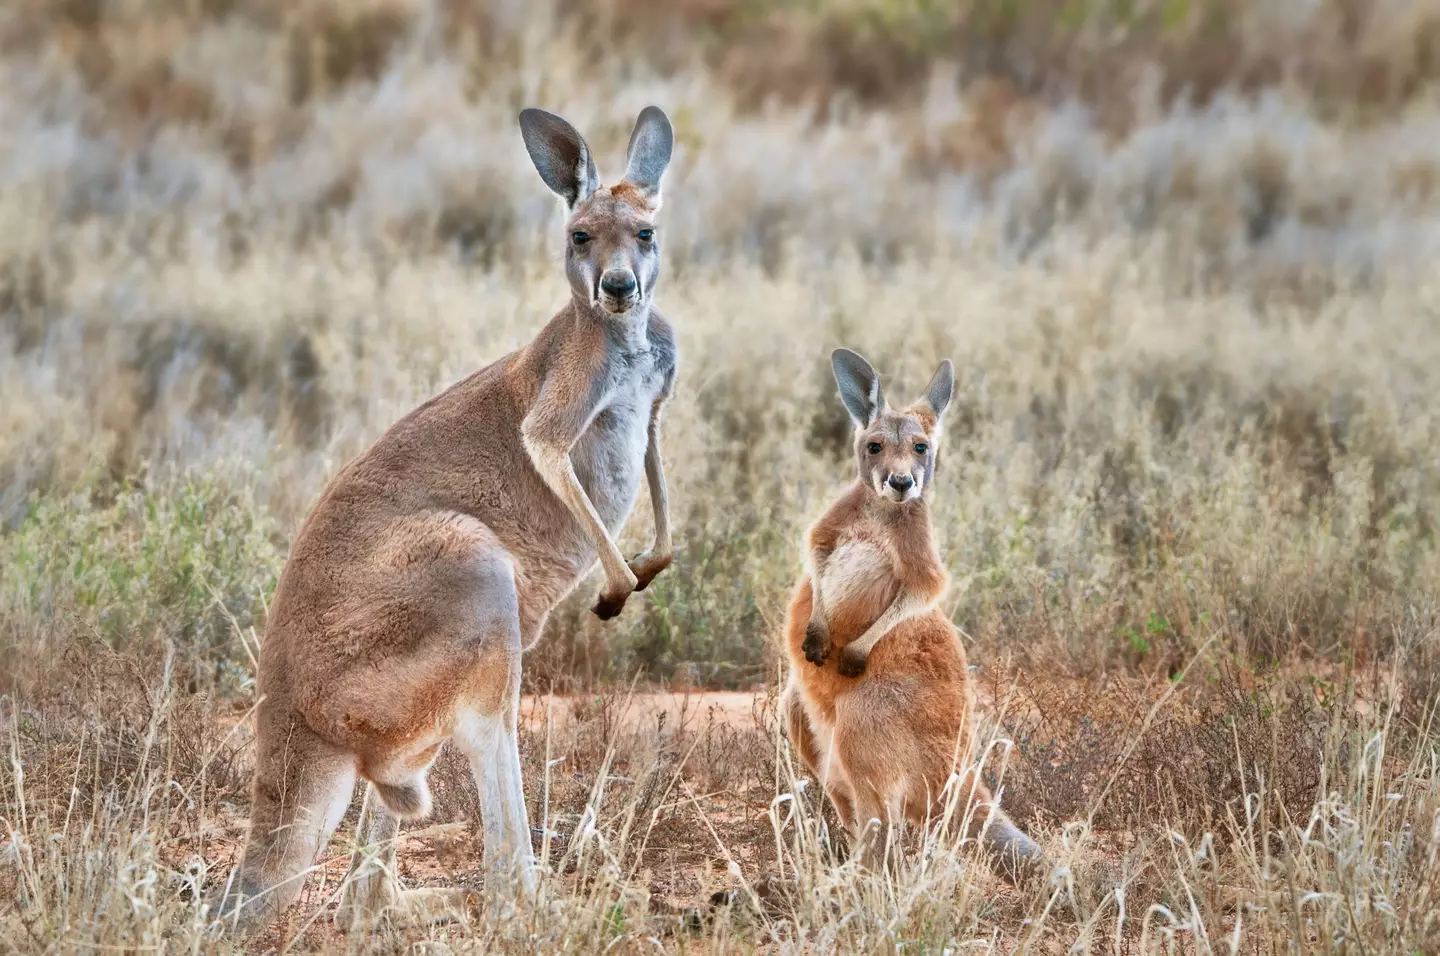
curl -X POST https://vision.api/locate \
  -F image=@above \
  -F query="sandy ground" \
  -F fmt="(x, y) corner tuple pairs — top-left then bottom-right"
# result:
(200, 691), (780, 949)
(518, 690), (766, 733)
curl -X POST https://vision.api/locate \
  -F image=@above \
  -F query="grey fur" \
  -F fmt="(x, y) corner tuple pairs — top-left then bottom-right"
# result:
(922, 359), (955, 418)
(519, 108), (600, 209)
(831, 348), (885, 427)
(623, 106), (674, 202)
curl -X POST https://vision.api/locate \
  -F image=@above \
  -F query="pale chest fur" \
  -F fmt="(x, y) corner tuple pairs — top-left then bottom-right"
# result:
(571, 336), (674, 534)
(819, 524), (900, 642)
(820, 539), (893, 601)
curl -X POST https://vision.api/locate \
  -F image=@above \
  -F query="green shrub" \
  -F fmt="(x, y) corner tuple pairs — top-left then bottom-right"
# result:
(1, 469), (282, 692)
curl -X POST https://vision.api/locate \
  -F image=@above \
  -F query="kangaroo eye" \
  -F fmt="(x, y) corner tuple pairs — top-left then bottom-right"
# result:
(914, 443), (928, 455)
(637, 229), (654, 242)
(866, 442), (882, 455)
(571, 231), (590, 245)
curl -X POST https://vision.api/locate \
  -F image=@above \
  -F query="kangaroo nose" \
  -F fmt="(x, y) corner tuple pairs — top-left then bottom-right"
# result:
(888, 474), (914, 493)
(600, 270), (637, 297)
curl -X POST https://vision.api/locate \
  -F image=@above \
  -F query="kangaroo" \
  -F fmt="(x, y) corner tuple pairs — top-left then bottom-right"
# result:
(780, 349), (1042, 877)
(218, 106), (678, 933)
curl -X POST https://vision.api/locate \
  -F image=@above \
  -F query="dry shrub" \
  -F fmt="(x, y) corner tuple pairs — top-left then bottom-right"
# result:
(282, 1), (418, 106)
(583, 0), (1440, 119)
(116, 319), (331, 462)
(0, 250), (64, 357)
(8, 0), (1440, 143)
(2, 633), (247, 828)
(986, 664), (1337, 832)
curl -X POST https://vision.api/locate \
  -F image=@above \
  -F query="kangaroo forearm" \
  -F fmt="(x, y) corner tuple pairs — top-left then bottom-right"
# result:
(805, 549), (830, 623)
(846, 590), (935, 656)
(524, 437), (632, 584)
(642, 419), (672, 556)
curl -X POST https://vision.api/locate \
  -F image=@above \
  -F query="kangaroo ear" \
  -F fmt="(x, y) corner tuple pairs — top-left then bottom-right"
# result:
(922, 359), (954, 420)
(831, 348), (885, 428)
(621, 106), (674, 208)
(519, 108), (600, 210)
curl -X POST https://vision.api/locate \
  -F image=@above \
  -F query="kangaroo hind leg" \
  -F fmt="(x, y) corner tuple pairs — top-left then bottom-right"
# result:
(780, 679), (821, 778)
(334, 784), (478, 932)
(218, 716), (355, 935)
(452, 597), (537, 905)
(336, 541), (531, 931)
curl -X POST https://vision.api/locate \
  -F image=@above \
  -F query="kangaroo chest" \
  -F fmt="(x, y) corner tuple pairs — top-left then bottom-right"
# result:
(819, 529), (900, 642)
(571, 343), (673, 534)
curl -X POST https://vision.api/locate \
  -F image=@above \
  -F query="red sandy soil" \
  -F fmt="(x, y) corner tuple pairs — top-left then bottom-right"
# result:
(519, 690), (766, 732)
(202, 691), (781, 949)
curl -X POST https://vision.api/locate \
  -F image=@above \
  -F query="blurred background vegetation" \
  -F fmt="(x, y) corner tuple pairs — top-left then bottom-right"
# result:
(1, 0), (1438, 697)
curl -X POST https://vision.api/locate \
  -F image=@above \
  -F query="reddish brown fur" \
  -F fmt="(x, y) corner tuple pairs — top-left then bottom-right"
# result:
(804, 467), (948, 653)
(219, 106), (679, 933)
(781, 485), (968, 814)
(781, 359), (1041, 874)
(606, 181), (654, 210)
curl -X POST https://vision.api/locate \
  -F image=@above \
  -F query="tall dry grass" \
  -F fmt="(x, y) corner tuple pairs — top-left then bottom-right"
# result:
(3, 0), (1440, 951)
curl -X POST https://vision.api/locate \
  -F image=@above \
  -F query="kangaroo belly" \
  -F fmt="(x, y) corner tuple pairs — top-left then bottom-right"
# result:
(820, 539), (898, 643)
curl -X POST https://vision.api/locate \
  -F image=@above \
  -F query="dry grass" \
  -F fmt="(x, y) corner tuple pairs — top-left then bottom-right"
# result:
(4, 0), (1440, 952)
(6, 662), (1439, 951)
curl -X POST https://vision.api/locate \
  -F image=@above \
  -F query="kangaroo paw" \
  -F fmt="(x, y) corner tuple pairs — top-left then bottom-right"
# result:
(802, 620), (830, 666)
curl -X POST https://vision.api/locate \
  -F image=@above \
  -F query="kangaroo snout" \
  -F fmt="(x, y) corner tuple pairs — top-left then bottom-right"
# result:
(599, 269), (638, 311)
(600, 269), (636, 296)
(887, 473), (914, 493)
(885, 472), (919, 501)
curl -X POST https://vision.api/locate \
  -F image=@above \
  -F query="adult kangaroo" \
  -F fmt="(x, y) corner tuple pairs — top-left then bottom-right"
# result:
(219, 106), (678, 933)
